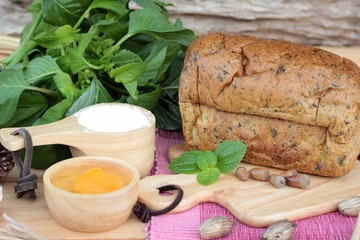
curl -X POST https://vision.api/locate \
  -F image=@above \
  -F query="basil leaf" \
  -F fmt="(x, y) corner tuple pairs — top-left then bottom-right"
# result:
(169, 150), (203, 174)
(197, 168), (221, 186)
(196, 151), (217, 170)
(215, 140), (247, 173)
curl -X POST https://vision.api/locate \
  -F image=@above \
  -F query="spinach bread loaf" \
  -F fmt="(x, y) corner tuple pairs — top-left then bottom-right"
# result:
(179, 32), (360, 177)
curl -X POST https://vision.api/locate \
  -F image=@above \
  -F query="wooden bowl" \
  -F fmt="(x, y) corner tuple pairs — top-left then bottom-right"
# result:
(0, 103), (156, 178)
(43, 156), (140, 233)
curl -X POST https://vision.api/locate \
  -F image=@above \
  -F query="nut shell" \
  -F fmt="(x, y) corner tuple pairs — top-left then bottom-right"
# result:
(261, 219), (297, 240)
(338, 195), (360, 216)
(199, 216), (236, 239)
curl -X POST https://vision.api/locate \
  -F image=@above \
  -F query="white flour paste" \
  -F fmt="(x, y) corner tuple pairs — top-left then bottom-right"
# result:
(75, 104), (152, 133)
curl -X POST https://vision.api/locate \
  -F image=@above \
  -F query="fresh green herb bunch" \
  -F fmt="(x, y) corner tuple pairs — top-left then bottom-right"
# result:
(0, 0), (195, 168)
(0, 0), (195, 130)
(169, 141), (247, 186)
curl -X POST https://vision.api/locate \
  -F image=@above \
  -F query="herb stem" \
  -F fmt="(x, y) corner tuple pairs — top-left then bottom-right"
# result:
(101, 32), (137, 61)
(26, 86), (59, 96)
(73, 8), (90, 30)
(3, 10), (42, 67)
(162, 86), (179, 90)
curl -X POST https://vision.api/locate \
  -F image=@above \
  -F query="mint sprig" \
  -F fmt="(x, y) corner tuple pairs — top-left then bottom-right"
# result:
(169, 140), (247, 186)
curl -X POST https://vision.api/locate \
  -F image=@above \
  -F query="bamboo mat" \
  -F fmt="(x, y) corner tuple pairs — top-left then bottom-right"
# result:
(0, 35), (19, 61)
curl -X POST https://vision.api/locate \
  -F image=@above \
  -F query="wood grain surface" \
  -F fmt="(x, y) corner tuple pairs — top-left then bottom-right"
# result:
(139, 160), (360, 227)
(0, 182), (146, 239)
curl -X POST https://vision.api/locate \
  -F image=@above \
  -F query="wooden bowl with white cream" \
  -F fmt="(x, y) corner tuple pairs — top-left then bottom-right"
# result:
(0, 103), (156, 178)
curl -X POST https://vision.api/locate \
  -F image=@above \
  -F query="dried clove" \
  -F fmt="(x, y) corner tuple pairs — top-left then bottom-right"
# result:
(286, 174), (310, 189)
(261, 219), (297, 240)
(249, 167), (270, 181)
(279, 169), (298, 178)
(338, 195), (360, 216)
(235, 166), (250, 181)
(199, 216), (236, 239)
(269, 174), (286, 188)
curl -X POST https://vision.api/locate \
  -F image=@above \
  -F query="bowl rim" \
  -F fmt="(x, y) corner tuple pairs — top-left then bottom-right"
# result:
(73, 103), (156, 135)
(43, 156), (140, 198)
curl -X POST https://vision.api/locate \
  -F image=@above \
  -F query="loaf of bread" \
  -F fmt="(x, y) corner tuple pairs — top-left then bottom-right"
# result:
(179, 33), (360, 177)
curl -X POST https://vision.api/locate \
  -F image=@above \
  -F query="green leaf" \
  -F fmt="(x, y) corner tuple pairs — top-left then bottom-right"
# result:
(137, 47), (167, 86)
(197, 168), (221, 186)
(126, 86), (162, 112)
(110, 62), (146, 84)
(24, 56), (62, 85)
(155, 103), (181, 130)
(0, 92), (48, 128)
(196, 151), (217, 170)
(53, 72), (79, 99)
(128, 9), (196, 46)
(168, 150), (203, 174)
(69, 26), (99, 74)
(133, 0), (173, 14)
(0, 69), (30, 124)
(42, 0), (93, 27)
(153, 31), (196, 46)
(112, 50), (143, 65)
(34, 25), (80, 49)
(123, 80), (138, 100)
(33, 98), (75, 126)
(56, 55), (72, 73)
(66, 76), (113, 116)
(129, 9), (183, 34)
(215, 140), (247, 173)
(109, 62), (146, 99)
(88, 0), (128, 16)
(31, 145), (72, 169)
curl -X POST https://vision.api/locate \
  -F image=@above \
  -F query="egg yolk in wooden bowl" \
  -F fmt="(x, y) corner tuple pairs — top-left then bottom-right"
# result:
(51, 165), (130, 194)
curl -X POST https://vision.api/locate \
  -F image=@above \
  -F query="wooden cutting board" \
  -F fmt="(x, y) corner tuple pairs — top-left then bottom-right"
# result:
(0, 151), (359, 238)
(138, 144), (360, 228)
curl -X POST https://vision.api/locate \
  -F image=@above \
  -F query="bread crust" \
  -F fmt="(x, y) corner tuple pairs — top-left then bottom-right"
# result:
(179, 33), (360, 177)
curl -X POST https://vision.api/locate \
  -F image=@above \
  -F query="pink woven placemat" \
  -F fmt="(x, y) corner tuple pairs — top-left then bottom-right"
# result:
(146, 129), (357, 240)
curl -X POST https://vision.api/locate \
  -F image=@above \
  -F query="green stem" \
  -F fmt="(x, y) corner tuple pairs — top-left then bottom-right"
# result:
(162, 86), (179, 90)
(73, 8), (91, 30)
(26, 86), (59, 96)
(101, 32), (137, 61)
(3, 11), (42, 67)
(86, 59), (104, 70)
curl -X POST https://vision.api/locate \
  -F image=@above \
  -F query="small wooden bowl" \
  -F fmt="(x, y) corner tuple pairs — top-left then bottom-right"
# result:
(43, 156), (140, 233)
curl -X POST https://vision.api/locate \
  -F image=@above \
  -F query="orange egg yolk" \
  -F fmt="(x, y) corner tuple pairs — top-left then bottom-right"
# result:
(71, 167), (125, 194)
